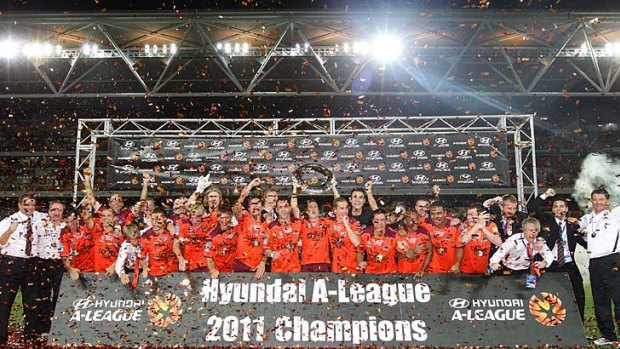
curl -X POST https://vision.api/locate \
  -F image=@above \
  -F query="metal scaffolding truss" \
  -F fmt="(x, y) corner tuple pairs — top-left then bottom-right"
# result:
(74, 115), (537, 207)
(1, 10), (620, 98)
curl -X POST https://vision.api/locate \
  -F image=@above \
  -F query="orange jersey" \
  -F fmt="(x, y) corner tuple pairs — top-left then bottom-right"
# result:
(426, 225), (461, 273)
(60, 226), (94, 272)
(91, 224), (124, 272)
(177, 216), (217, 270)
(300, 218), (330, 266)
(205, 227), (238, 272)
(395, 232), (429, 273)
(267, 220), (302, 272)
(460, 222), (499, 274)
(360, 234), (397, 274)
(140, 231), (178, 277)
(234, 212), (268, 269)
(326, 218), (361, 274)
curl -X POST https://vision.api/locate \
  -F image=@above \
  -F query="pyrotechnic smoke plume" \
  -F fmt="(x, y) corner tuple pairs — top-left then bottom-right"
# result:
(572, 153), (620, 211)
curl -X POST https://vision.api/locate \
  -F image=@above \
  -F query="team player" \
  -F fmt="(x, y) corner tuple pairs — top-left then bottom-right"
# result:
(139, 209), (179, 277)
(358, 210), (398, 274)
(175, 204), (218, 272)
(265, 199), (302, 272)
(61, 209), (95, 280)
(299, 200), (331, 272)
(233, 178), (269, 278)
(459, 203), (502, 274)
(91, 208), (124, 274)
(395, 211), (432, 279)
(205, 207), (238, 278)
(326, 197), (362, 274)
(425, 201), (463, 273)
(114, 224), (141, 285)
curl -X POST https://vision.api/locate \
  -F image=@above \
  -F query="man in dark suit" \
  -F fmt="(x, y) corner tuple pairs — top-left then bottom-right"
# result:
(528, 188), (586, 320)
(483, 194), (529, 242)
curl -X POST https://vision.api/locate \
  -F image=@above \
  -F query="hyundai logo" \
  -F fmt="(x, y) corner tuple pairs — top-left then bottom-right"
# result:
(345, 138), (358, 145)
(368, 150), (381, 157)
(210, 140), (223, 147)
(436, 162), (449, 169)
(300, 139), (313, 146)
(479, 137), (492, 144)
(124, 141), (135, 147)
(278, 151), (291, 158)
(233, 176), (246, 183)
(121, 165), (134, 171)
(167, 164), (179, 171)
(346, 163), (358, 170)
(188, 153), (200, 158)
(210, 164), (222, 171)
(323, 151), (336, 158)
(369, 175), (382, 182)
(414, 174), (428, 181)
(413, 150), (426, 157)
(189, 177), (199, 183)
(166, 141), (179, 147)
(448, 298), (470, 309)
(391, 162), (404, 169)
(458, 150), (470, 157)
(277, 176), (290, 183)
(481, 161), (494, 169)
(233, 152), (246, 158)
(390, 138), (403, 145)
(143, 153), (157, 159)
(255, 164), (268, 171)
(435, 138), (448, 144)
(255, 140), (267, 146)
(460, 174), (472, 180)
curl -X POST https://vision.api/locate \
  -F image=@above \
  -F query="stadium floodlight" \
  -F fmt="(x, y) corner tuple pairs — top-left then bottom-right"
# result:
(83, 44), (91, 55)
(304, 43), (309, 52)
(371, 35), (402, 62)
(353, 41), (369, 55)
(606, 42), (620, 56)
(234, 42), (240, 53)
(55, 44), (62, 55)
(170, 43), (177, 54)
(144, 44), (150, 54)
(43, 43), (53, 56)
(216, 42), (223, 50)
(91, 44), (98, 57)
(0, 39), (19, 59)
(343, 42), (350, 53)
(162, 44), (168, 54)
(242, 42), (249, 53)
(152, 44), (158, 54)
(224, 42), (231, 54)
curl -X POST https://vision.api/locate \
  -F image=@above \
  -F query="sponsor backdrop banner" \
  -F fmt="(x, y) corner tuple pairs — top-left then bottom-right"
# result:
(107, 133), (509, 192)
(49, 273), (586, 347)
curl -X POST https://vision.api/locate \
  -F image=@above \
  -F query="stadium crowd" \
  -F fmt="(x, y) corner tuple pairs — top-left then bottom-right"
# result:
(1, 166), (620, 346)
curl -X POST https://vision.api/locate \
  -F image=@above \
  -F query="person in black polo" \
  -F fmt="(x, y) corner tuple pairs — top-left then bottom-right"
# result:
(579, 187), (620, 346)
(0, 194), (46, 344)
(528, 188), (586, 320)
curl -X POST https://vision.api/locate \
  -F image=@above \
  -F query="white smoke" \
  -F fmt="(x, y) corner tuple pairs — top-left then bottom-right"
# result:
(572, 153), (620, 211)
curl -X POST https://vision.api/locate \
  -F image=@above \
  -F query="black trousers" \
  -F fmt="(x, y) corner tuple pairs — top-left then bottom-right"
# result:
(33, 257), (64, 334)
(549, 261), (585, 321)
(0, 255), (39, 343)
(589, 253), (620, 341)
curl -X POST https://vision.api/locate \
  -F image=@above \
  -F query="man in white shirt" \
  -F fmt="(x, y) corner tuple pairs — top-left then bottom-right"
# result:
(579, 187), (620, 346)
(490, 217), (553, 273)
(33, 201), (66, 336)
(0, 194), (45, 344)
